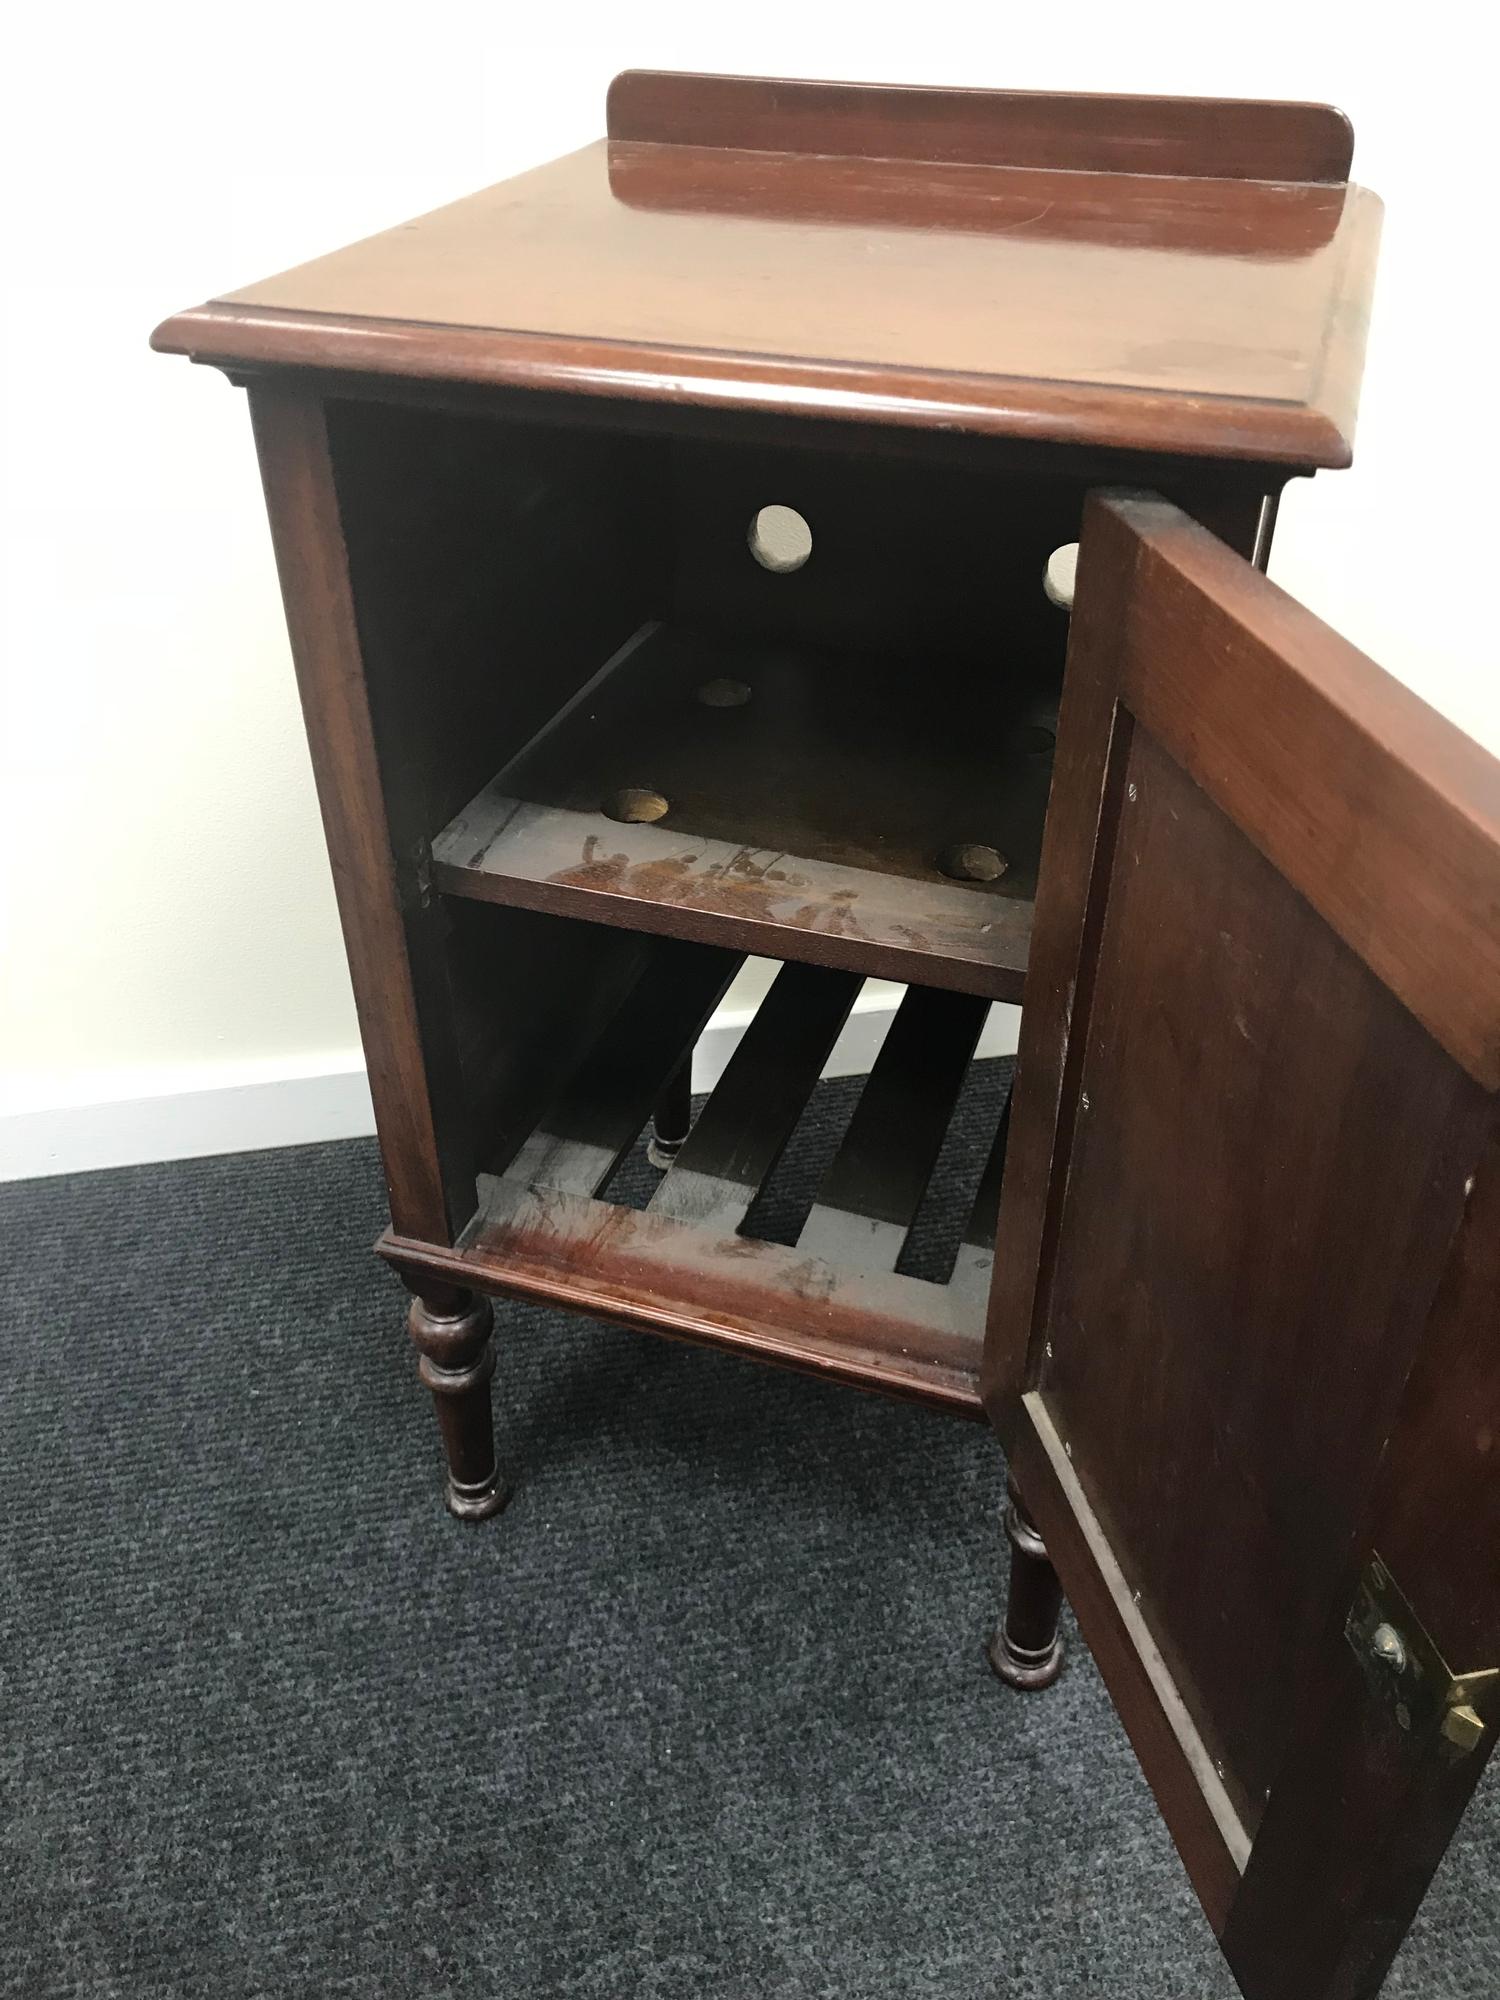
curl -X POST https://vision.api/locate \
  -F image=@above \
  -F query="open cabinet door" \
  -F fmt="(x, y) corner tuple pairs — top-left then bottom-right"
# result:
(983, 493), (1500, 2000)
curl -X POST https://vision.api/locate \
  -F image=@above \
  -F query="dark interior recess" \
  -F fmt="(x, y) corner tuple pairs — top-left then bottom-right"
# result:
(327, 397), (1088, 1001)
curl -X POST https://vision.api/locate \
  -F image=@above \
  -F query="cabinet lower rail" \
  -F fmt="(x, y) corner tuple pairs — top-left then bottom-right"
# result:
(379, 1191), (988, 1418)
(378, 948), (1012, 1419)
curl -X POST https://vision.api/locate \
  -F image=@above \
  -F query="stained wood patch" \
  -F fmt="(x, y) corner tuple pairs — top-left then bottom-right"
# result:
(432, 782), (1031, 1000)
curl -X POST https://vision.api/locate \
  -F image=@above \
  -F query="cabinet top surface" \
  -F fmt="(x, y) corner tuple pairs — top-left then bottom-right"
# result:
(153, 72), (1381, 466)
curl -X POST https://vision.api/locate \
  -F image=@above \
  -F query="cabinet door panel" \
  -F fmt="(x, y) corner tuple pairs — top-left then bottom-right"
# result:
(984, 492), (1500, 1997)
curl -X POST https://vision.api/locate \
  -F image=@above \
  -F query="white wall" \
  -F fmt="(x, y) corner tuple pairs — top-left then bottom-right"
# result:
(1, 5), (1493, 1175)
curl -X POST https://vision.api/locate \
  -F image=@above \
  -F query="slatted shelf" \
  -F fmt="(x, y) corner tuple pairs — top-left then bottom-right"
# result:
(384, 953), (1012, 1416)
(430, 621), (1050, 1001)
(648, 963), (860, 1230)
(798, 985), (991, 1272)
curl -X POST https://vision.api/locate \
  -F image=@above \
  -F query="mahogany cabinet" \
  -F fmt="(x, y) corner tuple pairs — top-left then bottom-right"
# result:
(154, 72), (1500, 1999)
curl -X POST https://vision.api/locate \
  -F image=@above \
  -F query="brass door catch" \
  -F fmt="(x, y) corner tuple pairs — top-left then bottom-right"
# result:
(1346, 1556), (1499, 1760)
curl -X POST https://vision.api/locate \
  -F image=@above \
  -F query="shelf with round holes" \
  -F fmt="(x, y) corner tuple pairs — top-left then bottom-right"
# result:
(429, 615), (1059, 1000)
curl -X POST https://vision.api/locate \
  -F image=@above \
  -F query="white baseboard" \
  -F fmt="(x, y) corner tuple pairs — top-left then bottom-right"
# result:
(0, 996), (1019, 1184)
(0, 1054), (377, 1183)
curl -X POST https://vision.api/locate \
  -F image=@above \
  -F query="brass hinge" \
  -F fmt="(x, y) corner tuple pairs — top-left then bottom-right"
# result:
(1346, 1555), (1500, 1759)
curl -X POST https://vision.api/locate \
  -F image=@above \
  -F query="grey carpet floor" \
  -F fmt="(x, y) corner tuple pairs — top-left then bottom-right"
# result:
(2, 1063), (1495, 1997)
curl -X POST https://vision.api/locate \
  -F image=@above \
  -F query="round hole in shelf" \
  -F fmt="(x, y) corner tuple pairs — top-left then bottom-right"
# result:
(1043, 542), (1079, 611)
(603, 786), (670, 824)
(1016, 723), (1057, 757)
(696, 677), (752, 708)
(937, 841), (1008, 884)
(748, 504), (812, 573)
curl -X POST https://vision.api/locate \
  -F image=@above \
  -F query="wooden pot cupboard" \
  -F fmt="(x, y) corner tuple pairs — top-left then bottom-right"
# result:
(155, 72), (1500, 1999)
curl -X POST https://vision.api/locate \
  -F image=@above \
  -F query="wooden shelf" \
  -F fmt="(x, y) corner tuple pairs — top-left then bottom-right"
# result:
(431, 621), (1050, 999)
(380, 946), (1012, 1416)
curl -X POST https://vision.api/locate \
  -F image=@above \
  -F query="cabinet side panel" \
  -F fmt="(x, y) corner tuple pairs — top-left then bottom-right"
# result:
(247, 384), (463, 1242)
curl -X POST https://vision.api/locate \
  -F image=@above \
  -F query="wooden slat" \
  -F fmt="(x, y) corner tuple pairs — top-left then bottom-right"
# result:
(963, 1081), (1013, 1246)
(798, 987), (989, 1271)
(503, 940), (742, 1195)
(951, 1078), (1015, 1300)
(649, 964), (861, 1229)
(392, 1187), (986, 1418)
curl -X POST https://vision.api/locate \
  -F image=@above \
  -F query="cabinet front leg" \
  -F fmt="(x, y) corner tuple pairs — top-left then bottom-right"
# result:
(406, 1283), (510, 1521)
(988, 1475), (1065, 1689)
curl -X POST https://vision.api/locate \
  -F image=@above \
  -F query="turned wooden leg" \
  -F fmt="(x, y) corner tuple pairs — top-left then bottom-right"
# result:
(647, 1057), (693, 1170)
(988, 1475), (1065, 1689)
(405, 1282), (510, 1521)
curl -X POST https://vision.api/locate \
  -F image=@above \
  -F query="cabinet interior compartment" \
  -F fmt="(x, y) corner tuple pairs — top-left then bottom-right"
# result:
(331, 396), (1040, 1307)
(328, 397), (1085, 1005)
(402, 925), (1015, 1412)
